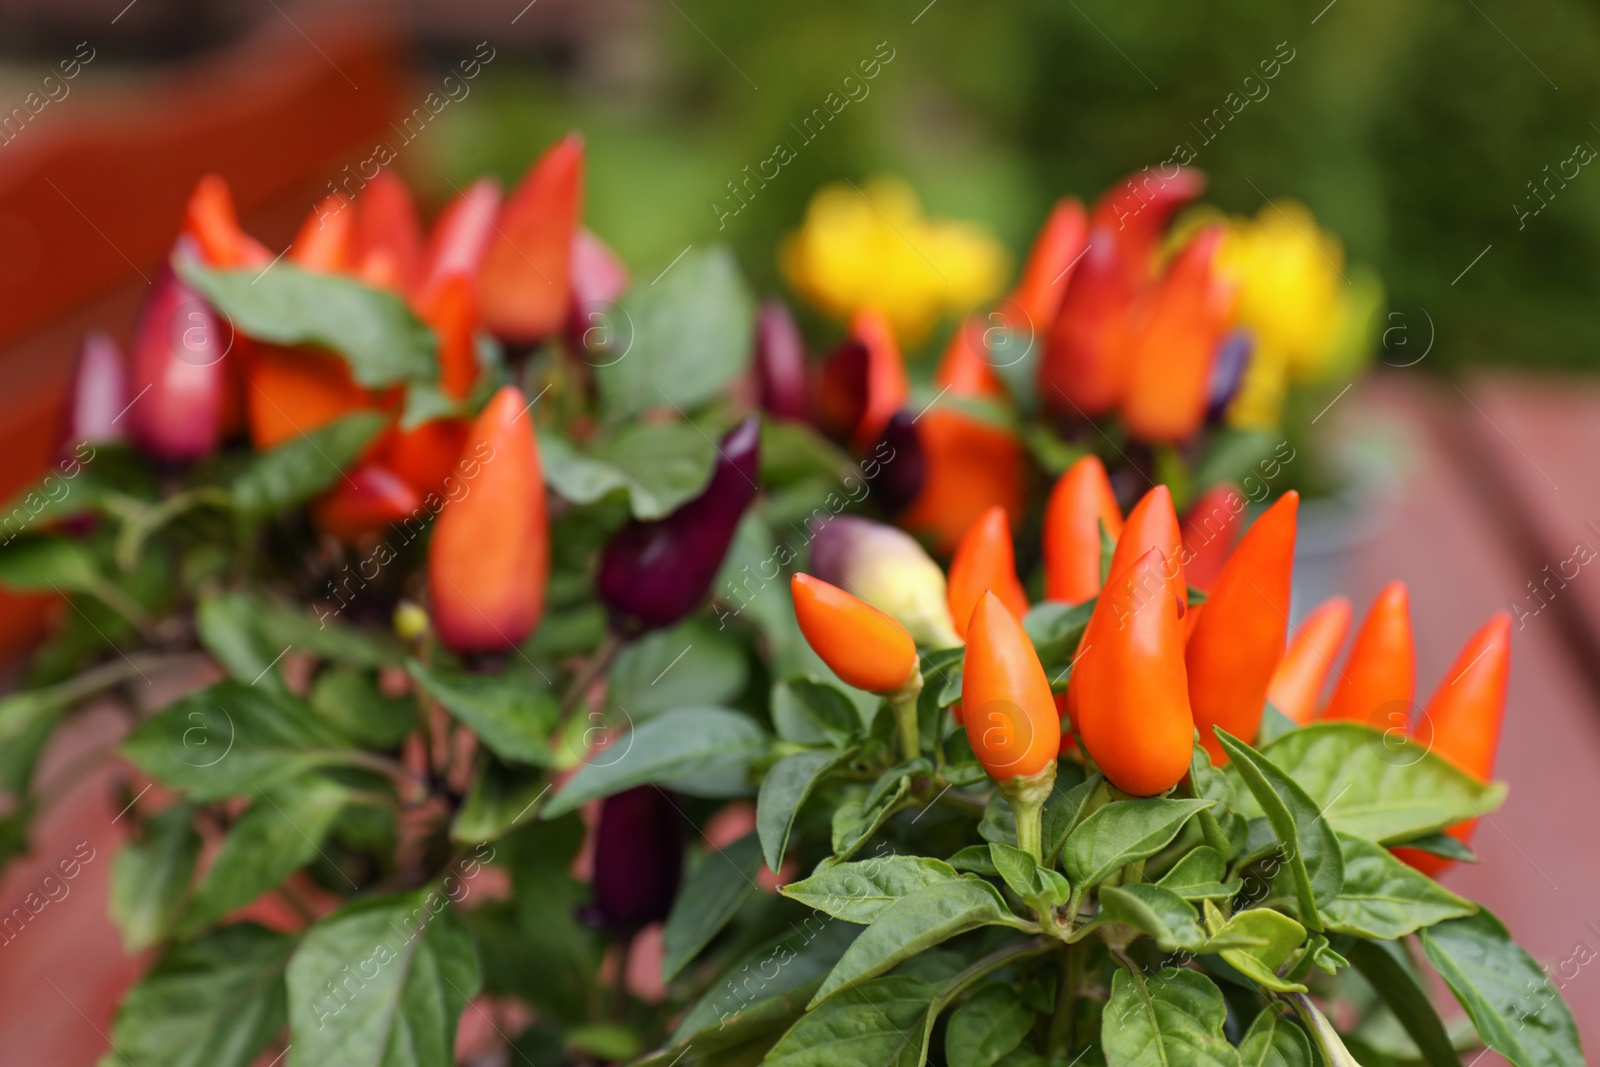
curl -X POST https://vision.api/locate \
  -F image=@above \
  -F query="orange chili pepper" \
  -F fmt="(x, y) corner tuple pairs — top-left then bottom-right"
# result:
(1006, 198), (1087, 337)
(1267, 597), (1352, 725)
(290, 195), (356, 275)
(353, 171), (424, 294)
(1070, 548), (1194, 796)
(947, 506), (1030, 639)
(373, 418), (472, 501)
(181, 175), (271, 268)
(479, 134), (584, 344)
(415, 178), (502, 307)
(1042, 455), (1123, 604)
(1186, 492), (1298, 762)
(417, 273), (480, 401)
(428, 386), (549, 654)
(962, 591), (1060, 783)
(1108, 484), (1184, 599)
(791, 574), (918, 694)
(897, 320), (1025, 555)
(849, 307), (910, 452)
(246, 345), (372, 451)
(1321, 581), (1414, 724)
(312, 463), (421, 544)
(1180, 484), (1245, 592)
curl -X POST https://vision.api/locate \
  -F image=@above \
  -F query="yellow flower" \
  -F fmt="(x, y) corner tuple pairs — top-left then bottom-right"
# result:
(781, 178), (1007, 345)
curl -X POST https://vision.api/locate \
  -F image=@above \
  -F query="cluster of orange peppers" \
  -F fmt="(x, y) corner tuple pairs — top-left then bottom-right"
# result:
(791, 455), (1510, 871)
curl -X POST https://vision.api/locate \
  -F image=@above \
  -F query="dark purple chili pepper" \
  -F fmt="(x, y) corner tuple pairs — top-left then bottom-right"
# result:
(588, 786), (685, 933)
(127, 250), (227, 462)
(1206, 328), (1253, 423)
(596, 416), (761, 633)
(811, 339), (869, 444)
(754, 298), (808, 422)
(866, 409), (924, 516)
(59, 330), (128, 452)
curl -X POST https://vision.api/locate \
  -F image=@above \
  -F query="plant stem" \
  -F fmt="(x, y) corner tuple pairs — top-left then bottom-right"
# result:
(558, 630), (624, 719)
(888, 668), (925, 765)
(1047, 946), (1075, 1055)
(1284, 993), (1364, 1066)
(998, 759), (1057, 864)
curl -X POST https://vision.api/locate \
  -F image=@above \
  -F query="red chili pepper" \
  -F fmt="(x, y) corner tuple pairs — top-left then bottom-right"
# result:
(1395, 613), (1511, 875)
(479, 134), (584, 345)
(312, 463), (421, 545)
(849, 307), (910, 452)
(1321, 581), (1415, 724)
(791, 573), (918, 694)
(1089, 166), (1206, 284)
(947, 506), (1030, 639)
(1119, 226), (1235, 443)
(416, 273), (480, 401)
(246, 345), (372, 451)
(127, 260), (227, 462)
(1041, 224), (1135, 419)
(754, 298), (809, 422)
(898, 319), (1025, 555)
(372, 418), (471, 501)
(1267, 597), (1352, 725)
(181, 175), (271, 269)
(414, 178), (502, 306)
(290, 195), (356, 275)
(353, 171), (425, 293)
(1006, 198), (1087, 338)
(962, 591), (1060, 783)
(1108, 484), (1185, 599)
(1180, 484), (1245, 592)
(1042, 455), (1123, 604)
(1070, 547), (1194, 796)
(1186, 492), (1298, 762)
(428, 386), (548, 654)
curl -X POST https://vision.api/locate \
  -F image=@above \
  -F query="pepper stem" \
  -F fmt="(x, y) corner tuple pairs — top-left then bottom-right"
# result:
(998, 760), (1056, 864)
(888, 668), (925, 764)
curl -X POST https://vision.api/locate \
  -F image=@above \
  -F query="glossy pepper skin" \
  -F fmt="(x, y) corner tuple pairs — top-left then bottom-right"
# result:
(1396, 614), (1511, 875)
(1071, 548), (1194, 796)
(947, 506), (1030, 639)
(1321, 581), (1414, 723)
(597, 417), (760, 633)
(1180, 484), (1245, 592)
(897, 319), (1026, 555)
(1042, 455), (1123, 604)
(791, 573), (918, 694)
(1186, 491), (1298, 762)
(1005, 198), (1088, 338)
(312, 464), (422, 545)
(808, 516), (959, 649)
(428, 386), (549, 654)
(754, 298), (809, 422)
(962, 592), (1060, 782)
(1108, 484), (1185, 600)
(590, 786), (685, 933)
(127, 259), (227, 462)
(60, 331), (127, 450)
(479, 134), (584, 345)
(1267, 597), (1352, 725)
(867, 410), (926, 516)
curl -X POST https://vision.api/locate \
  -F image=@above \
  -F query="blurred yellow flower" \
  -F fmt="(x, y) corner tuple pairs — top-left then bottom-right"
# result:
(781, 178), (1008, 345)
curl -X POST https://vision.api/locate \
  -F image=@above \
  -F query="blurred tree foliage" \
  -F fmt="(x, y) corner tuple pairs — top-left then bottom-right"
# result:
(435, 0), (1600, 370)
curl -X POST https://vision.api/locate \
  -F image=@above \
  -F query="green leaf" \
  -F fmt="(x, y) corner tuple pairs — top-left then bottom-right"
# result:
(608, 618), (748, 716)
(105, 923), (293, 1067)
(0, 536), (104, 592)
(1393, 831), (1477, 863)
(123, 682), (349, 801)
(1098, 884), (1208, 952)
(758, 749), (854, 871)
(988, 843), (1039, 901)
(232, 412), (388, 519)
(776, 677), (864, 743)
(1103, 967), (1241, 1067)
(811, 877), (1027, 1006)
(1322, 834), (1474, 939)
(1420, 909), (1583, 1067)
(1062, 798), (1213, 891)
(1346, 938), (1458, 1067)
(450, 757), (546, 844)
(832, 765), (919, 859)
(179, 259), (436, 386)
(1214, 909), (1308, 992)
(540, 423), (717, 519)
(662, 832), (762, 982)
(1216, 729), (1344, 931)
(946, 982), (1034, 1067)
(253, 595), (405, 668)
(597, 245), (755, 419)
(196, 591), (287, 693)
(1041, 769), (1101, 865)
(1021, 599), (1094, 675)
(180, 776), (350, 935)
(310, 669), (415, 748)
(1156, 847), (1243, 901)
(1246, 723), (1506, 842)
(406, 660), (556, 766)
(544, 706), (768, 816)
(109, 804), (199, 951)
(286, 890), (481, 1067)
(1238, 1006), (1314, 1067)
(765, 976), (933, 1067)
(782, 856), (961, 924)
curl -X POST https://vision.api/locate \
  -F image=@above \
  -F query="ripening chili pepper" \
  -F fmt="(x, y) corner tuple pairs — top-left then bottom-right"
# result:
(290, 195), (355, 275)
(791, 573), (919, 694)
(1180, 483), (1246, 592)
(181, 175), (271, 268)
(1267, 597), (1352, 726)
(1089, 166), (1207, 285)
(898, 319), (1025, 555)
(597, 417), (760, 633)
(1042, 455), (1123, 604)
(1041, 225), (1134, 419)
(428, 386), (549, 654)
(479, 134), (584, 345)
(1071, 547), (1194, 796)
(59, 331), (127, 450)
(246, 345), (371, 451)
(565, 226), (630, 357)
(808, 516), (960, 649)
(947, 506), (1030, 639)
(849, 308), (909, 452)
(962, 592), (1060, 782)
(352, 171), (424, 293)
(589, 786), (685, 934)
(1120, 226), (1236, 443)
(373, 417), (472, 501)
(312, 463), (422, 545)
(127, 259), (227, 462)
(1005, 198), (1088, 336)
(417, 273), (480, 401)
(1395, 613), (1511, 876)
(414, 177), (502, 306)
(866, 410), (926, 517)
(1186, 492), (1298, 762)
(1321, 581), (1414, 724)
(1108, 484), (1185, 600)
(753, 298), (809, 422)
